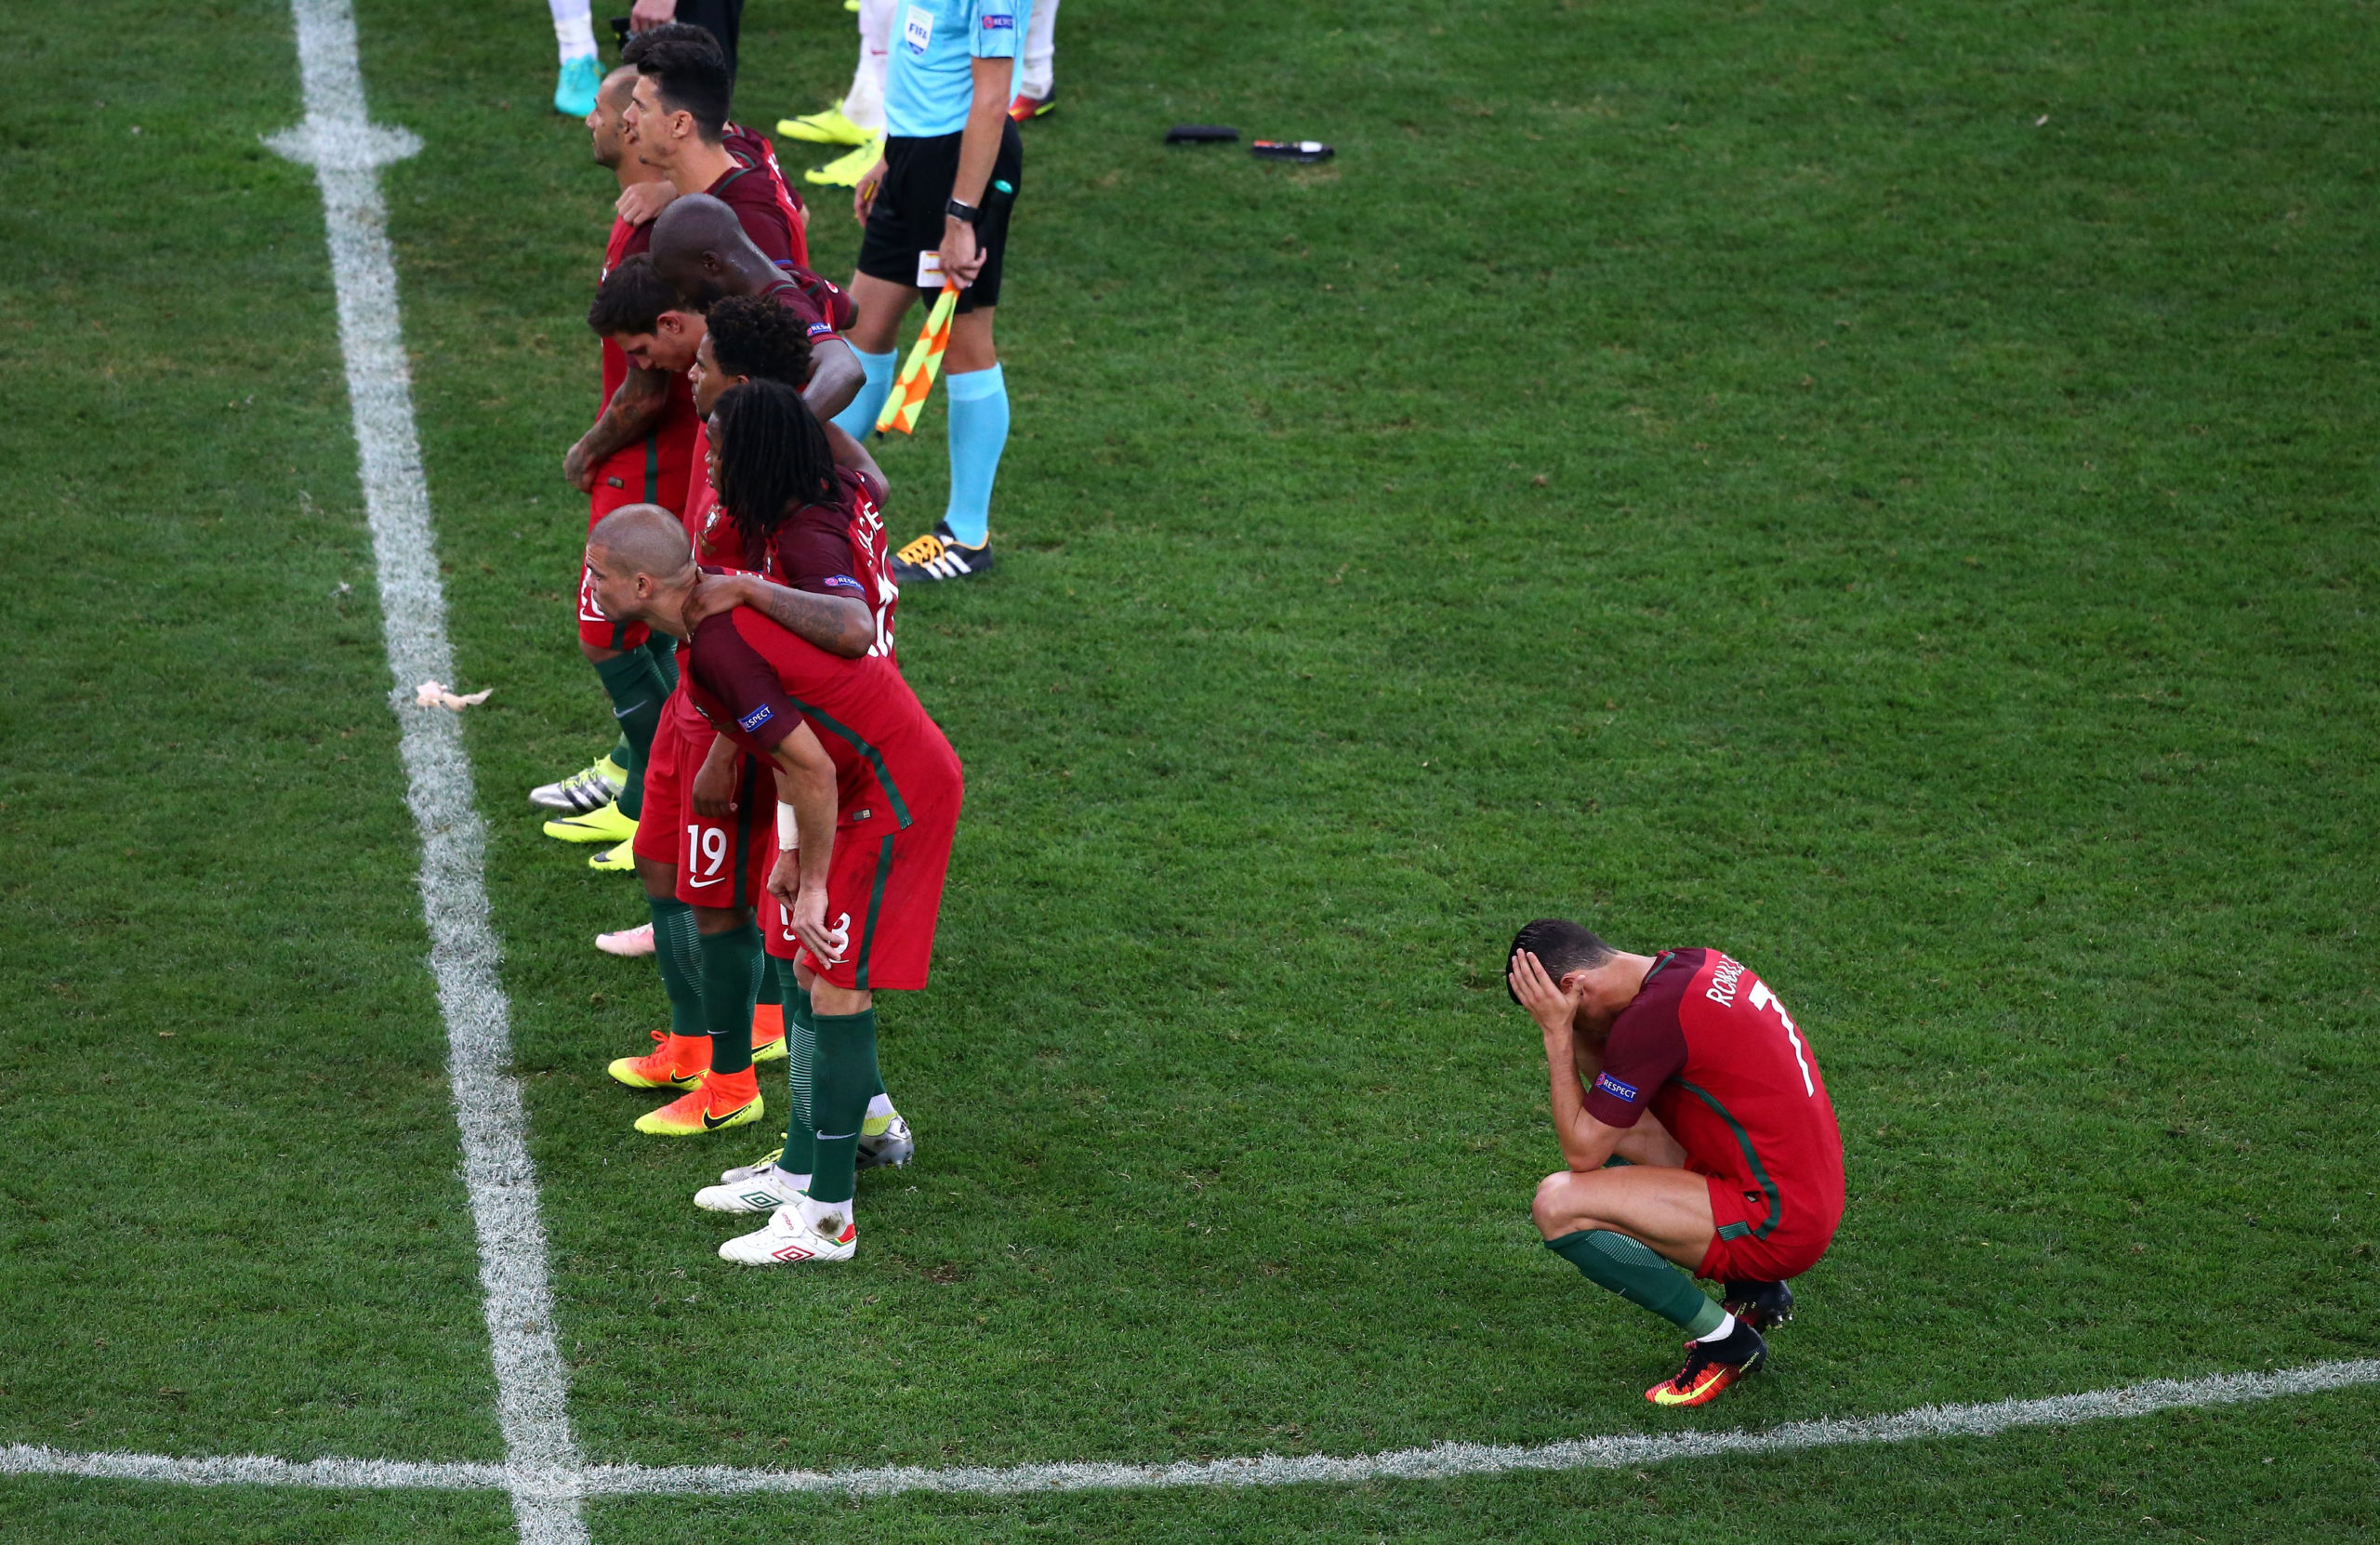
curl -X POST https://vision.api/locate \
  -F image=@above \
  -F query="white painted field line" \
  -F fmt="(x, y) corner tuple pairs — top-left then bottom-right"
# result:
(263, 2), (587, 1541)
(5, 1360), (2374, 1501)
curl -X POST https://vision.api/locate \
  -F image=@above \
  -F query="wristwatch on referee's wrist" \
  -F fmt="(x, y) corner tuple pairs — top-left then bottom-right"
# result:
(945, 197), (981, 225)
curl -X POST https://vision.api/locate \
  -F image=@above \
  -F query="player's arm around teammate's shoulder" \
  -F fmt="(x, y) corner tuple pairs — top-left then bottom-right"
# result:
(804, 333), (866, 424)
(683, 570), (874, 658)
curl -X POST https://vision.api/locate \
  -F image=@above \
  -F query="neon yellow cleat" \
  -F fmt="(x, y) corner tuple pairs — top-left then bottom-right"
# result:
(635, 1069), (762, 1136)
(806, 134), (887, 189)
(608, 1029), (708, 1091)
(544, 798), (635, 844)
(531, 755), (624, 814)
(776, 100), (870, 147)
(588, 835), (636, 872)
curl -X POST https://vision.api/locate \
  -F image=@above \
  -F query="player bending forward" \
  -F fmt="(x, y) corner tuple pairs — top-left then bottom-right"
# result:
(584, 506), (961, 1264)
(1506, 921), (1844, 1407)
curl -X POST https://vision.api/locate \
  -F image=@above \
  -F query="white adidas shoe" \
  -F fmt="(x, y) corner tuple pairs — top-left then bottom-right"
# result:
(719, 1206), (856, 1265)
(694, 1165), (807, 1215)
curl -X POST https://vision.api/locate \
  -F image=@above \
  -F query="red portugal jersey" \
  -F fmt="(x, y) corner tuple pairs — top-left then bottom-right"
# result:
(1586, 949), (1845, 1251)
(722, 123), (810, 270)
(709, 125), (806, 271)
(592, 210), (696, 512)
(682, 587), (960, 830)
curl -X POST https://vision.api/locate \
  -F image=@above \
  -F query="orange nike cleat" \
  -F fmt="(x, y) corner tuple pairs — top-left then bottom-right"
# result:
(635, 1065), (764, 1136)
(752, 1002), (787, 1063)
(1646, 1322), (1767, 1407)
(607, 1029), (709, 1090)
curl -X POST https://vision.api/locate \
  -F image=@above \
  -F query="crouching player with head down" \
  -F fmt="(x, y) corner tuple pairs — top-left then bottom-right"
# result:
(1507, 921), (1845, 1407)
(584, 505), (961, 1264)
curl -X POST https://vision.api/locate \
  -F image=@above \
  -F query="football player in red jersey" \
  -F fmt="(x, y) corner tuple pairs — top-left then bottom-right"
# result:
(684, 378), (914, 1179)
(583, 506), (962, 1264)
(624, 27), (809, 270)
(1507, 920), (1845, 1408)
(537, 65), (707, 863)
(606, 351), (881, 1124)
(652, 193), (863, 418)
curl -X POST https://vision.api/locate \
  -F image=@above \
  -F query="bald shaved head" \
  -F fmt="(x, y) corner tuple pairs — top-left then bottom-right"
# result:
(583, 503), (700, 639)
(589, 65), (647, 171)
(651, 193), (782, 308)
(589, 504), (695, 582)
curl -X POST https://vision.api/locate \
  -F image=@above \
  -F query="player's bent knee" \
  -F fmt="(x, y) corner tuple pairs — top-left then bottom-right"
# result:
(811, 984), (872, 1017)
(1532, 1172), (1579, 1237)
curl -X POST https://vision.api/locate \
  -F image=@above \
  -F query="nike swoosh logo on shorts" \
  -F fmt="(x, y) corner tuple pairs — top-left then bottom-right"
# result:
(687, 875), (726, 888)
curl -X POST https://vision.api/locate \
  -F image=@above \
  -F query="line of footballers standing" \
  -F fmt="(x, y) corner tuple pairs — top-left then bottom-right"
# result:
(522, 9), (1025, 1266)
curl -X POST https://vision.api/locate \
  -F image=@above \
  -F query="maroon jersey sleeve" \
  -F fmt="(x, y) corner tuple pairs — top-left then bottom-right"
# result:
(707, 163), (797, 268)
(1584, 948), (1705, 1127)
(685, 607), (803, 753)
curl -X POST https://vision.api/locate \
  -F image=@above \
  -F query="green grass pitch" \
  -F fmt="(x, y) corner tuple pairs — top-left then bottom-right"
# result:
(2, 0), (2375, 1537)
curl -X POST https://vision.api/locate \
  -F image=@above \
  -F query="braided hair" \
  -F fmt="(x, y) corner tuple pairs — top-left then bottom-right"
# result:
(710, 377), (841, 565)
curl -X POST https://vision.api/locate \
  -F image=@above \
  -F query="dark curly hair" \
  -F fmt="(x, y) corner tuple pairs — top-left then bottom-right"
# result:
(707, 294), (814, 386)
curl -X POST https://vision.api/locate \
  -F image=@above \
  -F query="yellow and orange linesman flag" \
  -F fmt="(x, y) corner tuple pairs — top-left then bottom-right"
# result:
(874, 282), (961, 435)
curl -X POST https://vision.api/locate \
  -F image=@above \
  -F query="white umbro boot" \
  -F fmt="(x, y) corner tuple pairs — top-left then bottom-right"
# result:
(719, 1198), (856, 1265)
(694, 1165), (808, 1215)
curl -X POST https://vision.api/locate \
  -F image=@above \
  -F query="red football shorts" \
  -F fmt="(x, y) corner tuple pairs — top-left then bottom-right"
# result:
(630, 702), (696, 867)
(578, 449), (684, 652)
(1695, 1170), (1842, 1284)
(633, 702), (773, 911)
(780, 796), (958, 991)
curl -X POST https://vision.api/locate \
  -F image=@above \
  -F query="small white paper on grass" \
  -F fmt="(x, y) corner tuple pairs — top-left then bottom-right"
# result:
(415, 680), (493, 710)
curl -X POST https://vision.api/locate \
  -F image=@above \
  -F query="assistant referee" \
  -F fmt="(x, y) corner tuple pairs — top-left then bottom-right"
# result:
(830, 0), (1022, 585)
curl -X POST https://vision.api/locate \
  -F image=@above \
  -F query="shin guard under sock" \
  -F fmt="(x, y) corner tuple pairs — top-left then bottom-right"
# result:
(648, 896), (706, 1042)
(942, 363), (1009, 548)
(697, 921), (764, 1076)
(1546, 1230), (1726, 1336)
(593, 649), (668, 822)
(807, 1009), (879, 1206)
(832, 348), (898, 442)
(778, 966), (818, 1179)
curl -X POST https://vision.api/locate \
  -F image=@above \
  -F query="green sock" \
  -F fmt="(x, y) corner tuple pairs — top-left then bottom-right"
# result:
(593, 649), (668, 822)
(642, 631), (678, 693)
(1546, 1230), (1726, 1336)
(609, 733), (631, 772)
(757, 959), (784, 1007)
(697, 920), (763, 1076)
(779, 968), (816, 1178)
(648, 896), (705, 1040)
(807, 1009), (879, 1206)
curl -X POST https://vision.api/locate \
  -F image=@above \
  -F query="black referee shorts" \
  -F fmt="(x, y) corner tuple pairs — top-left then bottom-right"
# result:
(855, 121), (1023, 313)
